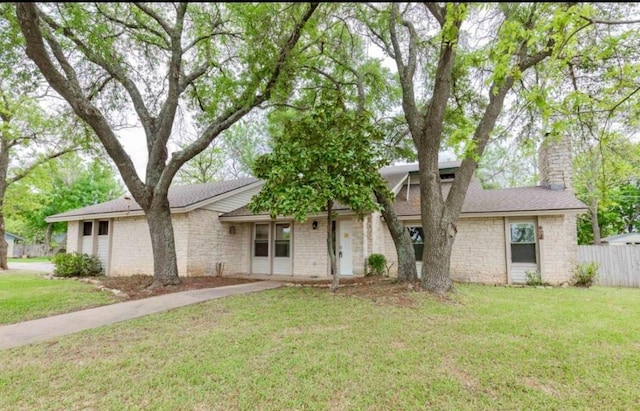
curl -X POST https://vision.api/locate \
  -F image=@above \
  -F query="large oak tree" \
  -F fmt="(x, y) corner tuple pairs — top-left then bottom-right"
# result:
(15, 2), (318, 287)
(362, 3), (586, 294)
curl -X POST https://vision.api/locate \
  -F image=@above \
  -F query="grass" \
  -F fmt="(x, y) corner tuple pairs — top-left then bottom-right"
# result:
(1, 284), (639, 410)
(0, 272), (118, 325)
(8, 257), (51, 263)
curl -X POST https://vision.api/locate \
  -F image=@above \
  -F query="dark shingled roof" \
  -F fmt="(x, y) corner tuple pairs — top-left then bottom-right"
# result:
(223, 161), (586, 218)
(393, 182), (587, 217)
(51, 161), (587, 221)
(48, 177), (258, 220)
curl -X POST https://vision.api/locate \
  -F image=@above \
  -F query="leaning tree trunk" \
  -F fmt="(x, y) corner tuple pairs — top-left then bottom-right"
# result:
(44, 223), (54, 256)
(146, 195), (181, 287)
(327, 200), (340, 292)
(374, 189), (417, 282)
(590, 199), (602, 245)
(0, 210), (7, 270)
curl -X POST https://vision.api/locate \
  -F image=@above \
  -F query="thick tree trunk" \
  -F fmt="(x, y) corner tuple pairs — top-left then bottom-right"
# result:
(421, 220), (456, 294)
(591, 199), (601, 245)
(0, 142), (8, 270)
(44, 223), (53, 256)
(374, 189), (417, 282)
(146, 196), (181, 287)
(327, 200), (340, 292)
(0, 212), (7, 270)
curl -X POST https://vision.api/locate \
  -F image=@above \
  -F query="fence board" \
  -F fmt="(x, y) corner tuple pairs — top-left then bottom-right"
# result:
(578, 245), (640, 287)
(13, 243), (46, 258)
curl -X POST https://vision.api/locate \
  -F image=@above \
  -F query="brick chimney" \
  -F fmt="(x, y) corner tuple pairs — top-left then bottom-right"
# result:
(538, 134), (573, 192)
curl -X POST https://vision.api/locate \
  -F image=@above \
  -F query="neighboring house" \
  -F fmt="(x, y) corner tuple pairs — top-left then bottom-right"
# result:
(4, 232), (24, 258)
(601, 233), (640, 245)
(46, 139), (587, 285)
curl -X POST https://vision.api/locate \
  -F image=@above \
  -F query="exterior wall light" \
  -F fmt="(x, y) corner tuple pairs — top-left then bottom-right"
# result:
(312, 221), (318, 230)
(229, 225), (236, 235)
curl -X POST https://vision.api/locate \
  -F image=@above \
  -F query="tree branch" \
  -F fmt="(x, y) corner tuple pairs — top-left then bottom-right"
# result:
(424, 2), (445, 27)
(8, 147), (78, 185)
(159, 2), (319, 189)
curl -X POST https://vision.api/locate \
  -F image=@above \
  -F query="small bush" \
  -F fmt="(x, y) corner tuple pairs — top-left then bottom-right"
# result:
(367, 254), (386, 277)
(572, 262), (598, 288)
(52, 252), (103, 277)
(525, 270), (549, 286)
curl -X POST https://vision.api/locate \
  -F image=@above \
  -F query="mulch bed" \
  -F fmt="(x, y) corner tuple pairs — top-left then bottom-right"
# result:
(87, 274), (423, 303)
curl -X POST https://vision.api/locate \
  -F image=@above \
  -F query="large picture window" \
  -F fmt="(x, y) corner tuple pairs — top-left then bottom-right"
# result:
(510, 223), (537, 263)
(407, 226), (424, 261)
(254, 224), (269, 257)
(274, 223), (291, 257)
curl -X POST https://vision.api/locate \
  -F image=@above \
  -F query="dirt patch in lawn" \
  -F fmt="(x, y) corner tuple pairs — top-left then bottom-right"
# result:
(81, 275), (424, 307)
(87, 275), (259, 301)
(286, 277), (423, 308)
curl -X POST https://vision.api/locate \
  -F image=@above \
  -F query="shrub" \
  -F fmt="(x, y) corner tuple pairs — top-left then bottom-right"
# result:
(367, 253), (386, 277)
(572, 262), (598, 288)
(525, 270), (549, 286)
(52, 252), (103, 277)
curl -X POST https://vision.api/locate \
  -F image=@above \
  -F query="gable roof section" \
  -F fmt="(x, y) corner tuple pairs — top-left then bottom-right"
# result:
(48, 161), (588, 223)
(393, 180), (587, 218)
(46, 177), (259, 222)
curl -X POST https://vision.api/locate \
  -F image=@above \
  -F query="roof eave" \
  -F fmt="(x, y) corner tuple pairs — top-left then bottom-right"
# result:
(219, 209), (354, 222)
(393, 208), (589, 220)
(45, 180), (262, 223)
(182, 180), (263, 213)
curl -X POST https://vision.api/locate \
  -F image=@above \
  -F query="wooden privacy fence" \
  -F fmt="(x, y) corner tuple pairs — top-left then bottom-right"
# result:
(577, 245), (640, 287)
(12, 243), (46, 258)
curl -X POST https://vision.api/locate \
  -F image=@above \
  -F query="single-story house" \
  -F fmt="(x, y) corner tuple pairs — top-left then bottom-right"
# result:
(4, 232), (23, 258)
(601, 233), (640, 245)
(46, 140), (587, 284)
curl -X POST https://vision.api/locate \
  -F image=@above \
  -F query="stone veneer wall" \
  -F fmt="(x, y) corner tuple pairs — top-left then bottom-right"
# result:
(351, 217), (366, 276)
(109, 214), (188, 277)
(538, 136), (573, 192)
(450, 217), (507, 283)
(66, 221), (80, 253)
(186, 209), (250, 276)
(538, 214), (577, 284)
(293, 218), (329, 277)
(376, 217), (507, 283)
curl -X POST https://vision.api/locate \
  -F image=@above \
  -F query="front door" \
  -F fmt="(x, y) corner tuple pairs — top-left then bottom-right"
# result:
(339, 220), (353, 276)
(509, 220), (539, 284)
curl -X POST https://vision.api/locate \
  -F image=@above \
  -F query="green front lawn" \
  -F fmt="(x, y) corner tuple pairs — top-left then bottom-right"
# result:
(1, 284), (639, 410)
(7, 257), (51, 263)
(0, 272), (118, 325)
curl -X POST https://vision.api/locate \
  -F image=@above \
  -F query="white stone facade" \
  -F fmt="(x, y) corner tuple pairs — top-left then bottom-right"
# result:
(64, 209), (577, 284)
(376, 215), (575, 285)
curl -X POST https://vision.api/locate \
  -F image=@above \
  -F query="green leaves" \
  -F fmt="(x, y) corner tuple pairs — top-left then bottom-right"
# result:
(249, 98), (388, 222)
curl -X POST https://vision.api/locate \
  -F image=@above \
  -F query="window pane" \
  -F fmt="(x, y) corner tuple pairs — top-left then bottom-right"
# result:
(276, 224), (290, 240)
(254, 241), (268, 257)
(255, 224), (269, 240)
(98, 221), (109, 236)
(511, 244), (536, 263)
(275, 242), (290, 257)
(407, 227), (424, 244)
(413, 243), (424, 262)
(83, 222), (92, 236)
(407, 227), (424, 261)
(510, 224), (535, 244)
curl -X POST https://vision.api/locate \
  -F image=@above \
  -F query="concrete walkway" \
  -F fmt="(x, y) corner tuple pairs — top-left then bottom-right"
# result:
(0, 280), (283, 350)
(6, 261), (55, 273)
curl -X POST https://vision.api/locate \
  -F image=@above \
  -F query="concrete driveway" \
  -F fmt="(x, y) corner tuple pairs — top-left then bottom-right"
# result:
(7, 261), (55, 274)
